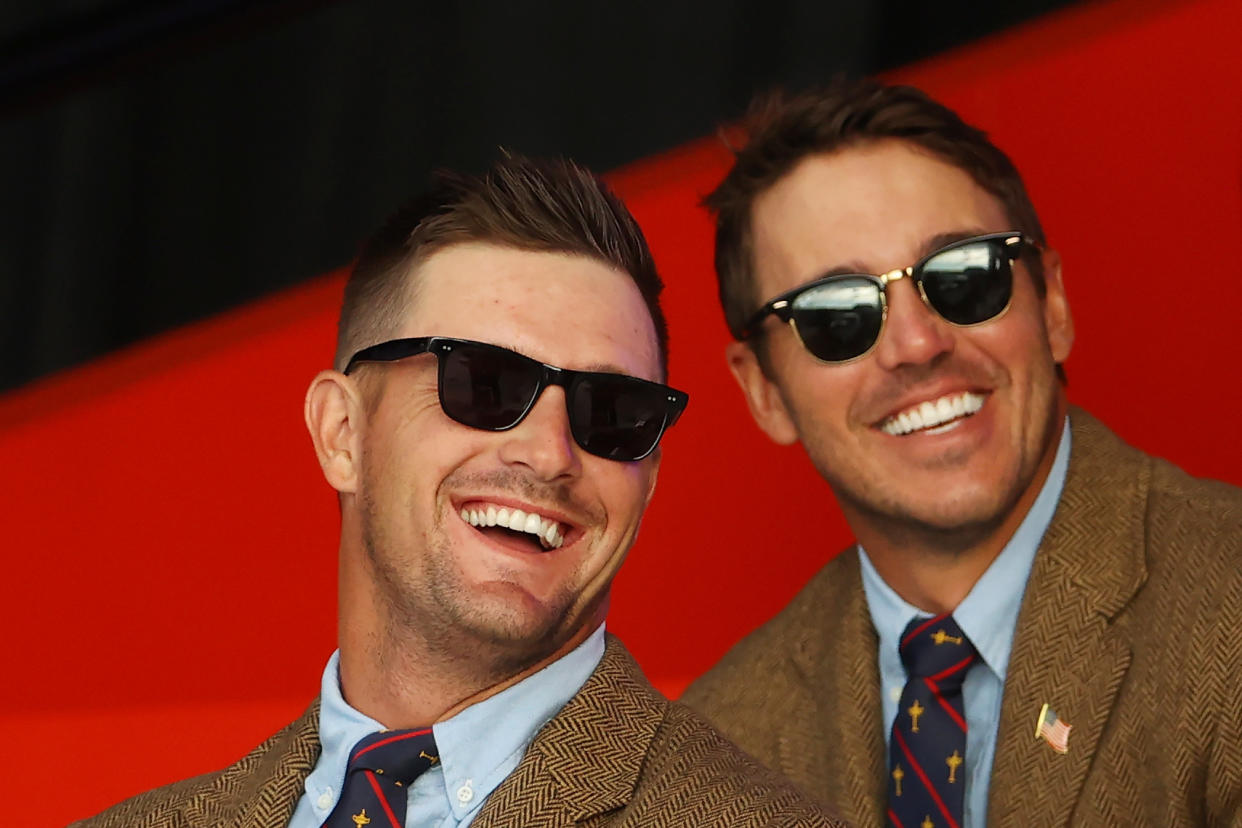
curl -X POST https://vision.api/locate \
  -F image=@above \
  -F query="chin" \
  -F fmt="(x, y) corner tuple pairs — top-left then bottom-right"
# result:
(841, 474), (1017, 542)
(452, 585), (579, 651)
(915, 478), (1032, 542)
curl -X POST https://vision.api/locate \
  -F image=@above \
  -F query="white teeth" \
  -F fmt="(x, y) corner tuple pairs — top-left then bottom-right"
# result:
(460, 502), (565, 549)
(880, 392), (986, 436)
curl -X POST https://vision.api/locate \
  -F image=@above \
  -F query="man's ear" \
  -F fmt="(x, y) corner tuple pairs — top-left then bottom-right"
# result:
(1039, 248), (1075, 363)
(725, 340), (800, 446)
(305, 370), (366, 494)
(642, 448), (661, 508)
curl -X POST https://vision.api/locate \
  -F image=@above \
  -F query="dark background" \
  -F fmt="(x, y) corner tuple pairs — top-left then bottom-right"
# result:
(1, 0), (1079, 392)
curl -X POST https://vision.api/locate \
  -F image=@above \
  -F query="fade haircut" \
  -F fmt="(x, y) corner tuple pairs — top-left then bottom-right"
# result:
(707, 78), (1048, 341)
(335, 153), (670, 376)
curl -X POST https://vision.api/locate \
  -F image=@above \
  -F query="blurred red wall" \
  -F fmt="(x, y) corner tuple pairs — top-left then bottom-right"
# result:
(4, 0), (1241, 822)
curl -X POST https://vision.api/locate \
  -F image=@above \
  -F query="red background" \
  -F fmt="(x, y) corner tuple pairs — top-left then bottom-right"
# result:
(4, 0), (1242, 822)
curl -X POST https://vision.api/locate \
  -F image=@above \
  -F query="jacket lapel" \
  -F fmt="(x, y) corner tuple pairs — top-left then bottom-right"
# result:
(784, 551), (887, 828)
(472, 635), (665, 827)
(988, 410), (1146, 827)
(173, 701), (320, 828)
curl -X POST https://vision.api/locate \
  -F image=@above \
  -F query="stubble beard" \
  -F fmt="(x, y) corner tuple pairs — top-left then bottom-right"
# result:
(822, 384), (1062, 559)
(357, 472), (589, 683)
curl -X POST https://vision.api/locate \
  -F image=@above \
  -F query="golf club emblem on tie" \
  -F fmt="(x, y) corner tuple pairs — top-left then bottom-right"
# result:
(324, 728), (440, 828)
(908, 699), (925, 732)
(887, 614), (978, 828)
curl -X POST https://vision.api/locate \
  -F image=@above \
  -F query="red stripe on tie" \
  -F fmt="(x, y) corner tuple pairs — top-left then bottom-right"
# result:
(925, 678), (968, 731)
(893, 727), (960, 828)
(888, 807), (906, 827)
(929, 654), (975, 683)
(901, 614), (948, 649)
(365, 770), (403, 828)
(352, 728), (434, 761)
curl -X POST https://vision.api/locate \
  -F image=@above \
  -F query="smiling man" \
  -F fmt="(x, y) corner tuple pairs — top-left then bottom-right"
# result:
(76, 156), (843, 827)
(681, 80), (1242, 826)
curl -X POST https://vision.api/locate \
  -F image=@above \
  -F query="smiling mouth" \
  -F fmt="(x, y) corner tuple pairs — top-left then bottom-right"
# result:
(459, 504), (567, 551)
(879, 391), (986, 436)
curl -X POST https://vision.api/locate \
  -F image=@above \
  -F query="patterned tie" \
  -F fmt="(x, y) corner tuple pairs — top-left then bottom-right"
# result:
(887, 614), (978, 828)
(323, 728), (439, 828)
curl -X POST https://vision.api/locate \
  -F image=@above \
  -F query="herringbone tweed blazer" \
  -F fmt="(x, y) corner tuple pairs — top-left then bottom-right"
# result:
(682, 408), (1242, 827)
(74, 635), (846, 827)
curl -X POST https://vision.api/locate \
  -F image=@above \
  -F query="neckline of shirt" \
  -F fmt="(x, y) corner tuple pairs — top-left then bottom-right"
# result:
(859, 417), (1072, 681)
(307, 622), (606, 819)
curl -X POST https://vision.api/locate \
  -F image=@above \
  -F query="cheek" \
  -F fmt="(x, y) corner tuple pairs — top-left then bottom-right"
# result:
(597, 465), (657, 532)
(783, 367), (863, 435)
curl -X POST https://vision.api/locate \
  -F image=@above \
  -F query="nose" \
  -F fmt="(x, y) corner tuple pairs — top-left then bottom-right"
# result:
(497, 386), (582, 480)
(872, 277), (955, 371)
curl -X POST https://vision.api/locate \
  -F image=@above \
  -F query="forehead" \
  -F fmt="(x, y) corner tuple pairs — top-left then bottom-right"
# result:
(750, 140), (1011, 294)
(400, 242), (661, 381)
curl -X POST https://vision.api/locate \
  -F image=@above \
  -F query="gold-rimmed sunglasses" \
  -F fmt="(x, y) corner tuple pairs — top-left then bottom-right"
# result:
(741, 232), (1037, 363)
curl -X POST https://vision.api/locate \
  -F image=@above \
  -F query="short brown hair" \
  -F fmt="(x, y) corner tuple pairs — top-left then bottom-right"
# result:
(707, 78), (1046, 340)
(336, 154), (669, 376)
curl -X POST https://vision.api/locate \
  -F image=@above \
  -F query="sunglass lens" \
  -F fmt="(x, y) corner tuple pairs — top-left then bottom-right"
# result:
(921, 240), (1013, 325)
(568, 374), (667, 461)
(439, 343), (539, 430)
(791, 277), (885, 362)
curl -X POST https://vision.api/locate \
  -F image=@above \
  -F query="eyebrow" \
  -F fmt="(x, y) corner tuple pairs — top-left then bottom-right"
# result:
(813, 228), (994, 280)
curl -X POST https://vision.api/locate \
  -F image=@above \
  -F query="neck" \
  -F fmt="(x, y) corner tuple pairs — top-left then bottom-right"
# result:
(850, 405), (1066, 616)
(336, 619), (599, 729)
(334, 532), (602, 728)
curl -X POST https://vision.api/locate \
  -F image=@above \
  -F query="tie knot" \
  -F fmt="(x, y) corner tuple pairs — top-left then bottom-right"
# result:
(348, 728), (439, 785)
(898, 614), (978, 686)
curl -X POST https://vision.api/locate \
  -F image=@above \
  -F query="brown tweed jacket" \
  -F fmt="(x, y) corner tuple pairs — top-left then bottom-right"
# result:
(682, 409), (1242, 827)
(74, 635), (846, 827)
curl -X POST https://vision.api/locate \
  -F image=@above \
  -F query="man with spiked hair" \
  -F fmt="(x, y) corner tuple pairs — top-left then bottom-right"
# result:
(76, 155), (844, 827)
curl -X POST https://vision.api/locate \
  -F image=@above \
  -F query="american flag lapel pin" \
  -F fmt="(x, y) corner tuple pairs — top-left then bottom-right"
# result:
(1034, 702), (1072, 754)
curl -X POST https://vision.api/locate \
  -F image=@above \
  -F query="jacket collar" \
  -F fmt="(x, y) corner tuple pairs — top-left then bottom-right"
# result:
(472, 634), (666, 826)
(206, 701), (320, 828)
(987, 407), (1147, 827)
(787, 551), (888, 828)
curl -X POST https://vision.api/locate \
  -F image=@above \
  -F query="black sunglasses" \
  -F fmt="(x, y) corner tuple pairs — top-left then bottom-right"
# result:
(344, 337), (688, 461)
(741, 232), (1038, 363)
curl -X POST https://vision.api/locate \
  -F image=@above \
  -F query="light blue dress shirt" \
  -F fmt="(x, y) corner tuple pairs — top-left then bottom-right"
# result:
(860, 419), (1070, 828)
(288, 624), (605, 828)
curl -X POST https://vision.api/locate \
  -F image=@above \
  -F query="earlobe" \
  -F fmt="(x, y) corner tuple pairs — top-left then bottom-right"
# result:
(304, 370), (364, 493)
(725, 340), (801, 446)
(1039, 249), (1075, 363)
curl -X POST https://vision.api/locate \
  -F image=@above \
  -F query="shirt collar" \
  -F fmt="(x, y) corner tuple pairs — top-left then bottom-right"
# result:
(860, 417), (1071, 680)
(305, 623), (605, 819)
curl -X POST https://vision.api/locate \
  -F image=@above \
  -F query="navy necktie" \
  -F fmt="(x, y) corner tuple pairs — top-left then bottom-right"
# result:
(323, 728), (439, 828)
(887, 614), (978, 828)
